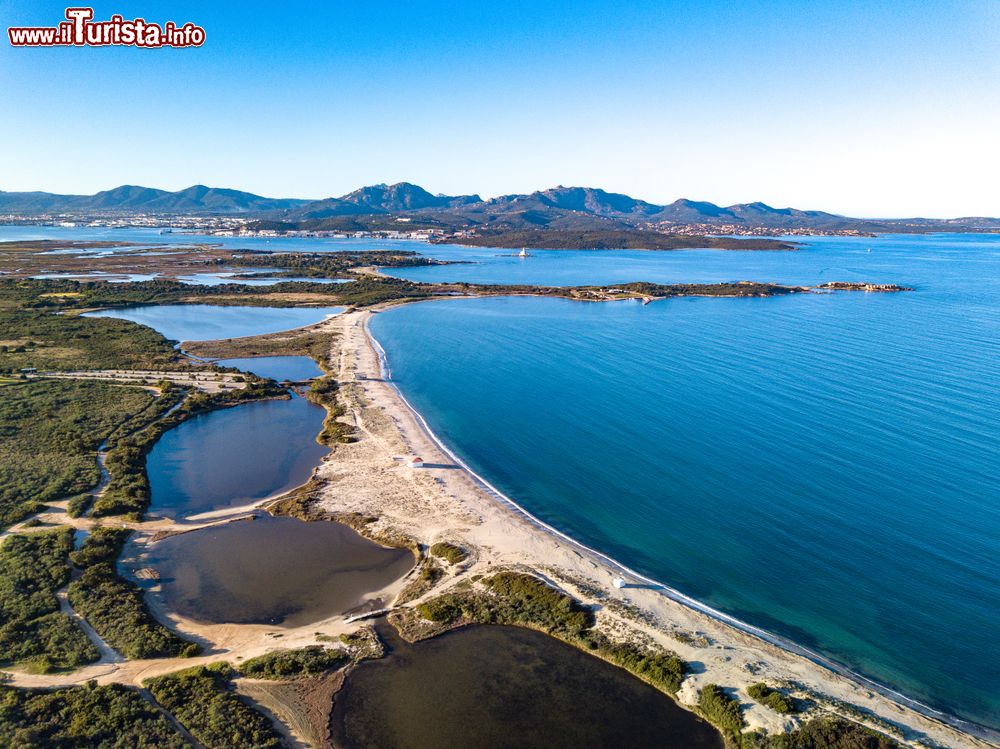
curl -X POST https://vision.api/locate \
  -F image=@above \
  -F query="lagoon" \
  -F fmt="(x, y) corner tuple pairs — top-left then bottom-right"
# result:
(332, 623), (722, 749)
(215, 356), (323, 381)
(83, 304), (343, 342)
(146, 395), (327, 517)
(143, 515), (414, 626)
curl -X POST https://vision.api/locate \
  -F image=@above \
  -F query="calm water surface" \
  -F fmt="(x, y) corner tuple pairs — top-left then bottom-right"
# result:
(84, 304), (342, 342)
(147, 395), (327, 517)
(332, 623), (722, 749)
(143, 516), (414, 626)
(215, 355), (323, 381)
(370, 233), (1000, 730)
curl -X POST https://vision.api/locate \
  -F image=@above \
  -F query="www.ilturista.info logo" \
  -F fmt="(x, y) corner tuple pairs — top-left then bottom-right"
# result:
(8, 7), (205, 48)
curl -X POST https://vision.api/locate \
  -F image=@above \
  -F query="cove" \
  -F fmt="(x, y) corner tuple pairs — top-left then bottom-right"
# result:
(331, 623), (722, 749)
(146, 395), (327, 517)
(83, 304), (343, 342)
(142, 515), (414, 627)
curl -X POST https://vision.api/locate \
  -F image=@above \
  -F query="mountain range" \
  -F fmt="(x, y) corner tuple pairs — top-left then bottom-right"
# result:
(1, 182), (997, 233)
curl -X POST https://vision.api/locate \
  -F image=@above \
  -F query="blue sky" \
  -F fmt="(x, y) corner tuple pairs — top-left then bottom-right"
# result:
(1, 0), (998, 216)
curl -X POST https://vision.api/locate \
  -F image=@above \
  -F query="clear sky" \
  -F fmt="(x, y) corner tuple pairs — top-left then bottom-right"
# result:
(1, 0), (998, 217)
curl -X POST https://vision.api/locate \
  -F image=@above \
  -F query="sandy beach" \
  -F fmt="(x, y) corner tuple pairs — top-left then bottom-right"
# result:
(3, 304), (995, 749)
(312, 305), (997, 749)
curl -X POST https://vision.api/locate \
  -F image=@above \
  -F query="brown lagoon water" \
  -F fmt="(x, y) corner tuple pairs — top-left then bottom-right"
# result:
(144, 516), (414, 626)
(331, 624), (722, 749)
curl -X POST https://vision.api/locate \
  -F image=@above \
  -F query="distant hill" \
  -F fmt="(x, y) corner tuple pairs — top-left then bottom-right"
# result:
(0, 184), (306, 215)
(1, 181), (997, 234)
(281, 182), (482, 221)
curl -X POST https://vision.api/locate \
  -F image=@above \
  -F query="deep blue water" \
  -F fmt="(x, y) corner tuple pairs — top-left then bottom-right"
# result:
(214, 355), (323, 381)
(369, 233), (1000, 730)
(83, 304), (342, 342)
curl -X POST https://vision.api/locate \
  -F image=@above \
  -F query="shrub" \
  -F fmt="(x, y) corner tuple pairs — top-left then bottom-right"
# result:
(698, 683), (744, 739)
(0, 681), (188, 747)
(67, 527), (200, 659)
(747, 682), (796, 714)
(240, 646), (346, 680)
(0, 528), (99, 670)
(430, 541), (467, 564)
(146, 664), (283, 749)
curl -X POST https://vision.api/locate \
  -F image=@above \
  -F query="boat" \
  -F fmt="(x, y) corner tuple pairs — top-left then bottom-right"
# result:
(518, 247), (530, 258)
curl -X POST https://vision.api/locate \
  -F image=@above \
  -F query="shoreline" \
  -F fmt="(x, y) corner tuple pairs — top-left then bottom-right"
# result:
(331, 303), (997, 748)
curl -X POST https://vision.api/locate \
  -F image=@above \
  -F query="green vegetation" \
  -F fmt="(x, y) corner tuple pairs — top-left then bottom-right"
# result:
(67, 526), (200, 659)
(429, 541), (467, 564)
(699, 684), (745, 743)
(227, 249), (447, 278)
(774, 719), (899, 748)
(415, 572), (685, 696)
(745, 719), (900, 749)
(0, 379), (158, 528)
(0, 307), (182, 372)
(0, 681), (188, 748)
(0, 529), (99, 672)
(240, 646), (346, 679)
(306, 374), (355, 444)
(747, 682), (796, 714)
(182, 327), (335, 361)
(417, 572), (594, 638)
(146, 663), (283, 749)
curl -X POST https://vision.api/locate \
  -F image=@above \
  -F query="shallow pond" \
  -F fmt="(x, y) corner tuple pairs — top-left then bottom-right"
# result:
(147, 395), (327, 517)
(331, 623), (722, 749)
(143, 516), (414, 626)
(83, 304), (343, 342)
(215, 355), (323, 381)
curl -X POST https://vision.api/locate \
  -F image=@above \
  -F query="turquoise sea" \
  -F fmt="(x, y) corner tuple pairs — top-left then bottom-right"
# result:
(370, 233), (1000, 731)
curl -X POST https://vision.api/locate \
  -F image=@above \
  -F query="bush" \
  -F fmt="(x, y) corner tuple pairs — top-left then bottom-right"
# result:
(698, 684), (744, 740)
(0, 528), (99, 671)
(766, 718), (900, 748)
(747, 682), (796, 714)
(0, 681), (189, 747)
(146, 664), (283, 749)
(0, 380), (157, 528)
(430, 541), (467, 564)
(240, 646), (346, 680)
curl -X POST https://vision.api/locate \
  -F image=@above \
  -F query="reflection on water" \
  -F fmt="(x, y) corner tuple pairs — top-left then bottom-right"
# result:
(83, 304), (343, 342)
(144, 516), (414, 626)
(332, 623), (722, 749)
(147, 396), (328, 517)
(215, 355), (323, 381)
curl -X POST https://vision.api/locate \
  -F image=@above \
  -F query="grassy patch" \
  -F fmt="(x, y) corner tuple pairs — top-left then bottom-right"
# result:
(146, 663), (283, 749)
(0, 379), (158, 529)
(0, 528), (99, 672)
(0, 681), (188, 747)
(67, 527), (200, 659)
(429, 541), (467, 564)
(240, 646), (346, 680)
